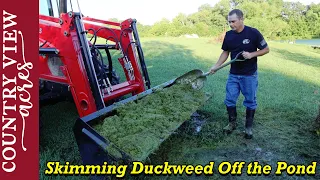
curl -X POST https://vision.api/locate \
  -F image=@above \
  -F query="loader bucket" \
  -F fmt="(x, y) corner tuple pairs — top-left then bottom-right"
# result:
(73, 78), (210, 165)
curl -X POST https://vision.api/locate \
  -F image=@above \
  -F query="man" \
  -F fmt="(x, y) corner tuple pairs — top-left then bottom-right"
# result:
(210, 9), (269, 139)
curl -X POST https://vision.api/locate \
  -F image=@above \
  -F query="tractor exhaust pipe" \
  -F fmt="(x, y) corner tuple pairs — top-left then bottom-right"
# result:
(59, 0), (68, 13)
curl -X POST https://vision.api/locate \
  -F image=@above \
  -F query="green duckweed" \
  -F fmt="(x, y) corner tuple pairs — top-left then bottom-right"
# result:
(93, 84), (208, 161)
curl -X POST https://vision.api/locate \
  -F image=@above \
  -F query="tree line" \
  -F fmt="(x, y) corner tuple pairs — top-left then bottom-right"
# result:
(129, 0), (320, 40)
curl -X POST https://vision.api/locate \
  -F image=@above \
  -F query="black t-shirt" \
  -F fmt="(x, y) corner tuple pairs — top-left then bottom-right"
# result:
(222, 26), (268, 75)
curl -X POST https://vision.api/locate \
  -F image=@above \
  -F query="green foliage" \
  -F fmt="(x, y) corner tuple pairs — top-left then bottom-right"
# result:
(129, 0), (320, 39)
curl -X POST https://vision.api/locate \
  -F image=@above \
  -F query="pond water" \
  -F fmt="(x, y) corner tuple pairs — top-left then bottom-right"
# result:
(277, 39), (320, 46)
(295, 39), (320, 46)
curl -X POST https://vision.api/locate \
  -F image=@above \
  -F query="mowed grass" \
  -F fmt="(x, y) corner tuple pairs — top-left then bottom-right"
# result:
(40, 37), (320, 179)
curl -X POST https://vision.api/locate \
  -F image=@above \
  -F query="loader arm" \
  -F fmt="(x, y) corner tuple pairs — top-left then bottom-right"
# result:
(39, 0), (150, 117)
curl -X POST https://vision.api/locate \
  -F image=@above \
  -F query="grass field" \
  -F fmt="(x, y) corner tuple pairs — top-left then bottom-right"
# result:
(40, 37), (320, 179)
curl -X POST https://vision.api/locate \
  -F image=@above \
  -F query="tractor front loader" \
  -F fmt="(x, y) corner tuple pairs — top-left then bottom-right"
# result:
(39, 0), (209, 168)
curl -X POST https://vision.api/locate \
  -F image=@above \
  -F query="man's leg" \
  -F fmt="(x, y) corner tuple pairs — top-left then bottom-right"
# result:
(245, 108), (255, 139)
(224, 74), (240, 134)
(240, 73), (258, 139)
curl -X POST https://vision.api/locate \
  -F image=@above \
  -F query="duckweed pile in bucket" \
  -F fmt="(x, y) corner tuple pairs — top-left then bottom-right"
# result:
(93, 84), (209, 161)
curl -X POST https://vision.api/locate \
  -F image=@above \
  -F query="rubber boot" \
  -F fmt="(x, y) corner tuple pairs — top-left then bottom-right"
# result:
(245, 108), (255, 139)
(223, 106), (237, 134)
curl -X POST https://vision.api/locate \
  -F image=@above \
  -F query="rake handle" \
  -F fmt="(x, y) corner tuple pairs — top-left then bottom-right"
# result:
(202, 51), (245, 77)
(201, 58), (241, 77)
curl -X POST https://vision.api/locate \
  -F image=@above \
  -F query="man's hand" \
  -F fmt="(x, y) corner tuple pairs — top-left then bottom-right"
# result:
(210, 51), (229, 74)
(242, 51), (254, 59)
(209, 66), (218, 74)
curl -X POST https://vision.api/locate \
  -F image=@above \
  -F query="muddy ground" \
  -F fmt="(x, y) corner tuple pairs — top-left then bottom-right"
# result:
(148, 110), (320, 179)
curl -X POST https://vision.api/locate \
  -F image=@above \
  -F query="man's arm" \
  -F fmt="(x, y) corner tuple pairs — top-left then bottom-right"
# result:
(210, 50), (229, 74)
(243, 28), (270, 59)
(242, 46), (269, 59)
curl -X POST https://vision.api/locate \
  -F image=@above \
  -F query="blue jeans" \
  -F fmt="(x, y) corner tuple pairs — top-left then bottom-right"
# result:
(224, 72), (258, 110)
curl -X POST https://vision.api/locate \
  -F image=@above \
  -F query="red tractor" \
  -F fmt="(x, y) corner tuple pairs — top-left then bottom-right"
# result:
(39, 0), (172, 165)
(39, 0), (151, 117)
(39, 0), (204, 168)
